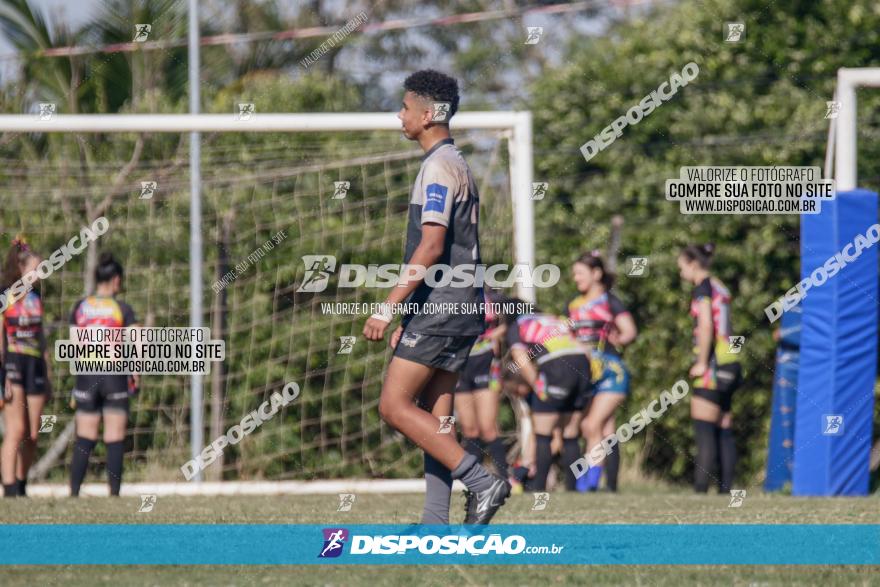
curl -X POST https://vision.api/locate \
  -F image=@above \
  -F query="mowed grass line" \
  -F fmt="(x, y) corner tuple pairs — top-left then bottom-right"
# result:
(1, 491), (877, 524)
(1, 491), (877, 586)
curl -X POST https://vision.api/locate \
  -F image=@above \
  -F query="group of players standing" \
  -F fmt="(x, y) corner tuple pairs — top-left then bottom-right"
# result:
(0, 240), (137, 498)
(455, 244), (742, 497)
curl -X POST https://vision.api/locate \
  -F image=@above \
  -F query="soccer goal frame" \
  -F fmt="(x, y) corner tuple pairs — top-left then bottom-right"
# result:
(0, 111), (535, 490)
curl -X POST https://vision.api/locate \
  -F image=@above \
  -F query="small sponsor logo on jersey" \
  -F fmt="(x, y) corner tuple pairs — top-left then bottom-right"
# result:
(134, 24), (151, 42)
(297, 255), (337, 292)
(39, 415), (57, 433)
(337, 493), (356, 512)
(724, 23), (745, 42)
(138, 494), (157, 512)
(400, 332), (421, 348)
(728, 489), (746, 507)
(424, 183), (449, 214)
(319, 528), (349, 558)
(822, 414), (844, 436)
(524, 27), (543, 44)
(531, 492), (550, 510)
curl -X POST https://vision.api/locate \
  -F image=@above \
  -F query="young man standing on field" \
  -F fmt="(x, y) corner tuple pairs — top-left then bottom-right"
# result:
(363, 70), (510, 525)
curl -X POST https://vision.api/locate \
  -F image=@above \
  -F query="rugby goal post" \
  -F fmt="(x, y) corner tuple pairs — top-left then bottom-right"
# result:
(0, 111), (535, 493)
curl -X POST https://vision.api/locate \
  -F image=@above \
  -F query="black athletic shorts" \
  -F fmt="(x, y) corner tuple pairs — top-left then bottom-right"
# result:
(694, 363), (742, 412)
(72, 375), (130, 414)
(529, 354), (593, 413)
(456, 351), (494, 392)
(5, 352), (49, 396)
(393, 331), (478, 373)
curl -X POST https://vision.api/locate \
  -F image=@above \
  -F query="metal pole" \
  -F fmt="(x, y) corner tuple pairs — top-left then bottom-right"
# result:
(188, 0), (204, 481)
(509, 111), (536, 303)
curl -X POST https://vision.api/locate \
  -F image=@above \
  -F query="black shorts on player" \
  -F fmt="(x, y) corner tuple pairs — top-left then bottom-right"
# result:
(456, 351), (494, 392)
(530, 354), (593, 413)
(4, 352), (48, 396)
(392, 330), (478, 373)
(693, 363), (742, 412)
(72, 375), (130, 414)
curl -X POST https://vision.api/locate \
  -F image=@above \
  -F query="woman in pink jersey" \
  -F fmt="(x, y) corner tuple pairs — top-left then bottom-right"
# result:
(567, 252), (637, 492)
(0, 237), (52, 497)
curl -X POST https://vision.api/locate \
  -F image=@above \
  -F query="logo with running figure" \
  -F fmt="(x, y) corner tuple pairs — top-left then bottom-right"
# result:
(319, 528), (349, 558)
(728, 489), (746, 508)
(822, 414), (844, 436)
(525, 27), (544, 45)
(138, 494), (157, 513)
(39, 415), (57, 433)
(531, 182), (549, 201)
(431, 102), (451, 122)
(38, 103), (56, 121)
(437, 416), (456, 434)
(724, 23), (745, 42)
(338, 336), (356, 354)
(297, 255), (337, 292)
(626, 256), (649, 277)
(139, 181), (157, 200)
(531, 492), (550, 511)
(728, 336), (745, 354)
(133, 24), (151, 42)
(333, 181), (350, 200)
(236, 103), (255, 121)
(825, 101), (841, 120)
(337, 493), (356, 512)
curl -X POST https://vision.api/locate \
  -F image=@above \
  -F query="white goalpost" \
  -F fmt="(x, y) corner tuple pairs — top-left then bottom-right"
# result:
(0, 111), (535, 495)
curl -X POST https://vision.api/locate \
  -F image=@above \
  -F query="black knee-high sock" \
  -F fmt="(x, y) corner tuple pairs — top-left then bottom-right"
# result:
(561, 438), (581, 491)
(462, 437), (483, 461)
(486, 438), (508, 478)
(693, 420), (718, 493)
(106, 441), (124, 497)
(534, 434), (553, 491)
(604, 445), (620, 492)
(717, 428), (736, 493)
(70, 437), (96, 497)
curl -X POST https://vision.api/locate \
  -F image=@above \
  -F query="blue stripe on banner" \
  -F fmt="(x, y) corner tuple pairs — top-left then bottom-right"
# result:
(1, 524), (878, 565)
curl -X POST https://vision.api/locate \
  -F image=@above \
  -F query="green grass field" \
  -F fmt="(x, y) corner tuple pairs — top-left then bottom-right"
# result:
(1, 490), (878, 586)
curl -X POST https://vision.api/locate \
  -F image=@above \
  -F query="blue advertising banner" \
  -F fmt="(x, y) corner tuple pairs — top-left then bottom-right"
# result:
(1, 524), (878, 565)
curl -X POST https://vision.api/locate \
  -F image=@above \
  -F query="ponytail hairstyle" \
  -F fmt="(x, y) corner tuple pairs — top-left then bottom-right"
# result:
(95, 252), (124, 285)
(2, 235), (39, 292)
(574, 250), (615, 290)
(680, 243), (715, 269)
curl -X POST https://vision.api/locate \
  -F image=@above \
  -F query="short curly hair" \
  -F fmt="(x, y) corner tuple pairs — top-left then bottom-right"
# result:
(403, 69), (460, 119)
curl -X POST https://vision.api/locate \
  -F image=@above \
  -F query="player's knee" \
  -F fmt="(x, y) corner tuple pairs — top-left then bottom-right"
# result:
(582, 417), (604, 438)
(378, 398), (398, 429)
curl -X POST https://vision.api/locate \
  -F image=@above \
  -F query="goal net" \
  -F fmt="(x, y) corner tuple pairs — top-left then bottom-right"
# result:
(0, 113), (533, 485)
